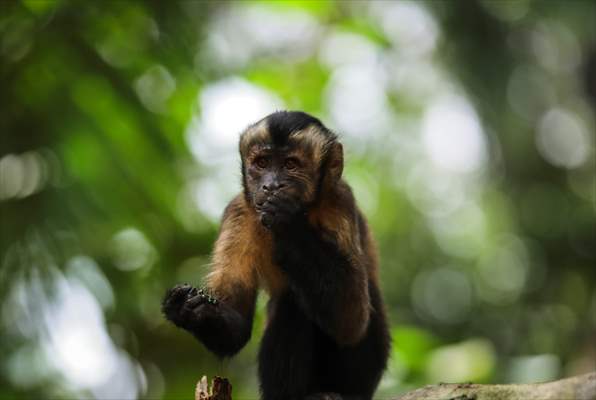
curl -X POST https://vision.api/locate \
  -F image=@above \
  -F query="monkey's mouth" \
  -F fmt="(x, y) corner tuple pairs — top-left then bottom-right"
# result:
(255, 197), (278, 229)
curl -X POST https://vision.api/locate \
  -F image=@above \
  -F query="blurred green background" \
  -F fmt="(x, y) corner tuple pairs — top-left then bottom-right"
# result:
(1, 1), (595, 399)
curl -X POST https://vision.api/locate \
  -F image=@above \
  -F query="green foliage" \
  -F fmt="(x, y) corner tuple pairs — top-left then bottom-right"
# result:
(1, 1), (595, 399)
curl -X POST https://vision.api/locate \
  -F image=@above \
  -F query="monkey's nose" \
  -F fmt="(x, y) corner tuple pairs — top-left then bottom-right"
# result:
(262, 182), (285, 192)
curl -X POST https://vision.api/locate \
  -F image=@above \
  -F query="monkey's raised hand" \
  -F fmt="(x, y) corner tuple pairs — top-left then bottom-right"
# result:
(257, 193), (303, 230)
(162, 283), (218, 330)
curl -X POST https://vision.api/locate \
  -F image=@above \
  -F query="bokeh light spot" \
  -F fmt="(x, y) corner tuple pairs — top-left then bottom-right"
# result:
(422, 95), (487, 174)
(536, 108), (591, 169)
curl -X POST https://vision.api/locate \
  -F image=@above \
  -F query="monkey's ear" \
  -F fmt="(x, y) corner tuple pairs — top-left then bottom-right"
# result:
(325, 142), (343, 185)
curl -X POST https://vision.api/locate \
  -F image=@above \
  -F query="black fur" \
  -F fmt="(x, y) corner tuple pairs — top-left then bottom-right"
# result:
(259, 292), (316, 400)
(272, 218), (353, 337)
(262, 218), (389, 400)
(259, 286), (389, 400)
(314, 282), (389, 399)
(266, 111), (326, 146)
(162, 284), (254, 358)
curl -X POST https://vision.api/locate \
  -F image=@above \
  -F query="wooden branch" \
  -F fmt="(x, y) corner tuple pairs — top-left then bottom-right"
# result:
(394, 372), (596, 400)
(194, 372), (596, 400)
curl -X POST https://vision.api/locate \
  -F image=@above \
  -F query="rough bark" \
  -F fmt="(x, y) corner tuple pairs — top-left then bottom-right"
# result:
(194, 372), (596, 400)
(394, 372), (596, 400)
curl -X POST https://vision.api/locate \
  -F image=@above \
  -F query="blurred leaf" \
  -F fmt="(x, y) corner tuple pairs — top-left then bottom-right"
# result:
(392, 325), (439, 374)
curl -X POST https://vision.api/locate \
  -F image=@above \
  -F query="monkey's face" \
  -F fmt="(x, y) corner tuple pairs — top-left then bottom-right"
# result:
(240, 111), (344, 229)
(244, 144), (318, 229)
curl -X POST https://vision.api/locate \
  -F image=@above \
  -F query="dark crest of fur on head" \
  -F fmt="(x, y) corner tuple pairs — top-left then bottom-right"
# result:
(239, 110), (337, 155)
(266, 110), (328, 146)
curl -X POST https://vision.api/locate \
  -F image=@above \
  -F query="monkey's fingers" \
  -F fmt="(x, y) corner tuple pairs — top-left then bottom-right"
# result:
(162, 284), (200, 326)
(185, 294), (208, 308)
(268, 195), (301, 216)
(260, 212), (275, 229)
(186, 290), (219, 309)
(163, 283), (195, 306)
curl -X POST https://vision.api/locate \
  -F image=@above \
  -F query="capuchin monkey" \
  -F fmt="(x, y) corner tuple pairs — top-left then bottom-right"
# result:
(162, 111), (390, 400)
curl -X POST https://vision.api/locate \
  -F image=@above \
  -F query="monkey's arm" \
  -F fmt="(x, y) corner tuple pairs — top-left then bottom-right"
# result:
(162, 196), (258, 358)
(273, 216), (370, 346)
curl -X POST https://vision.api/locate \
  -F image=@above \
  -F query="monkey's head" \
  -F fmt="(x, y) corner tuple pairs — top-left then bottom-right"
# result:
(239, 111), (343, 229)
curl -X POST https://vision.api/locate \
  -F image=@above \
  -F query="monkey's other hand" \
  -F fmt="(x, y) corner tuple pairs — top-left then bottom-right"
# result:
(258, 194), (303, 230)
(162, 284), (218, 329)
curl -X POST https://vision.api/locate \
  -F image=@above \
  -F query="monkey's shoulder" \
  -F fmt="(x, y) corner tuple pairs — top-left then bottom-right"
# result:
(309, 180), (361, 225)
(221, 193), (246, 216)
(219, 194), (255, 227)
(334, 179), (358, 209)
(218, 194), (272, 249)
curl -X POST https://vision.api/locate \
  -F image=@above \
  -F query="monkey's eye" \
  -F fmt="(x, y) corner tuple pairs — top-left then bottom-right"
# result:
(284, 158), (300, 171)
(254, 157), (269, 169)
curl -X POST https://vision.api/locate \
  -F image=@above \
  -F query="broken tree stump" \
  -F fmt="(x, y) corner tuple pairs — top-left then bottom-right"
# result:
(195, 376), (232, 400)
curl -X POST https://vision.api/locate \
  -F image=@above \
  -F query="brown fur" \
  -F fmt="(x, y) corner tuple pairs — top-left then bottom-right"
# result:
(239, 120), (270, 156)
(205, 195), (288, 303)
